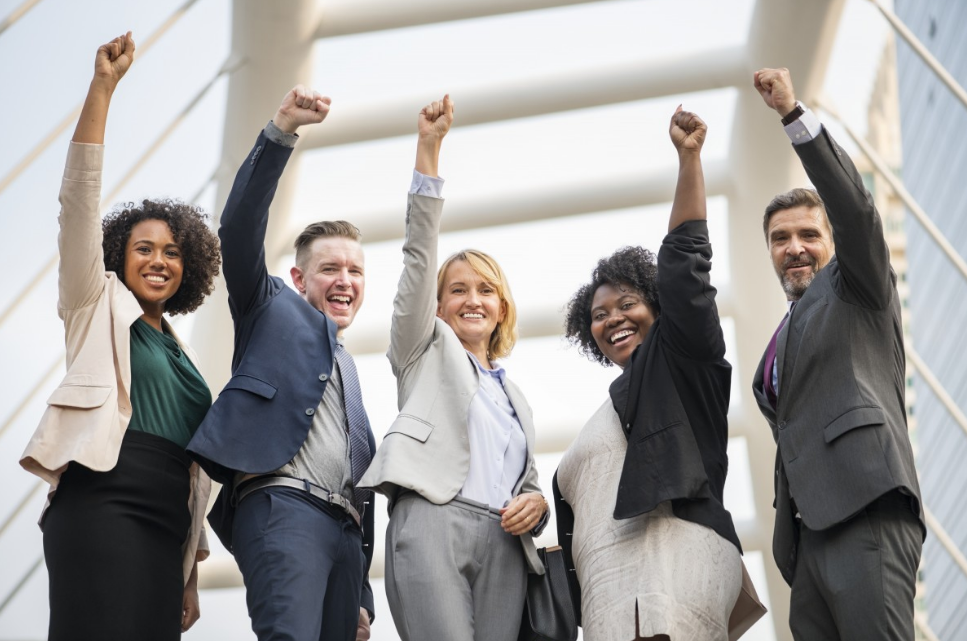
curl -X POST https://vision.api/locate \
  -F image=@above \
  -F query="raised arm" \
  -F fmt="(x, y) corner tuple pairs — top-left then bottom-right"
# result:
(218, 86), (331, 316)
(667, 106), (707, 231)
(657, 107), (724, 361)
(388, 95), (453, 371)
(755, 67), (891, 307)
(73, 32), (135, 144)
(59, 33), (136, 314)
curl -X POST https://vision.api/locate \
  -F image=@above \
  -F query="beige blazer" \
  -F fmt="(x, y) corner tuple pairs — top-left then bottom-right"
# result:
(359, 193), (544, 574)
(19, 142), (210, 583)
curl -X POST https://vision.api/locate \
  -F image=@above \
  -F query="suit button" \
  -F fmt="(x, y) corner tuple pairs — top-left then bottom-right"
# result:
(319, 374), (329, 382)
(306, 408), (315, 416)
(779, 420), (787, 429)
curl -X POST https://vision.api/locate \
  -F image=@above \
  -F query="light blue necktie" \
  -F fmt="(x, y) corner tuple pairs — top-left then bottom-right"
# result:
(334, 343), (373, 516)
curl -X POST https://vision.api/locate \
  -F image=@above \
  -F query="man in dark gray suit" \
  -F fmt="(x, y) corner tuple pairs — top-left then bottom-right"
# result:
(751, 67), (925, 640)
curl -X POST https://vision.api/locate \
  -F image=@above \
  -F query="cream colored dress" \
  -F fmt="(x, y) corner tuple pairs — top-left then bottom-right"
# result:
(557, 399), (742, 641)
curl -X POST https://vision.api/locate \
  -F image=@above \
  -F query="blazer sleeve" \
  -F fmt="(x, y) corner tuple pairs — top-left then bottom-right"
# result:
(794, 128), (893, 309)
(218, 131), (295, 318)
(388, 193), (445, 372)
(655, 219), (726, 361)
(360, 498), (376, 621)
(57, 142), (107, 314)
(552, 471), (582, 627)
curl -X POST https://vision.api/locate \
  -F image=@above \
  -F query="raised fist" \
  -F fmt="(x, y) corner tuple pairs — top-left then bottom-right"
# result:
(273, 85), (331, 134)
(418, 94), (454, 140)
(669, 105), (706, 154)
(754, 68), (798, 118)
(94, 32), (135, 86)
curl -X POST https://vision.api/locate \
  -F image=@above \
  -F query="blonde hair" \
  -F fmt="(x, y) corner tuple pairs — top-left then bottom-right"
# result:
(436, 249), (518, 360)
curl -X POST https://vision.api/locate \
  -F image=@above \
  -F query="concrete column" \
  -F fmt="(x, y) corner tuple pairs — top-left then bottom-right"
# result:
(190, 0), (318, 390)
(727, 1), (845, 638)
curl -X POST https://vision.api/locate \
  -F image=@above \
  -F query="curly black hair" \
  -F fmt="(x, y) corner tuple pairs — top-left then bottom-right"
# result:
(102, 199), (220, 315)
(564, 246), (661, 366)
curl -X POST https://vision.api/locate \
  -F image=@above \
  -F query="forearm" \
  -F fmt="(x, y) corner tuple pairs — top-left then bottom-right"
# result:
(668, 150), (707, 232)
(73, 78), (117, 145)
(415, 135), (443, 178)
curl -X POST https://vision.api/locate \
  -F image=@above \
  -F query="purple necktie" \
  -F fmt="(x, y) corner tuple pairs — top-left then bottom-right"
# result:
(763, 312), (790, 408)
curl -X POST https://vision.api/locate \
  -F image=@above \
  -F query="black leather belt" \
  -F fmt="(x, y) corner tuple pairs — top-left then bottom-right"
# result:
(235, 476), (360, 527)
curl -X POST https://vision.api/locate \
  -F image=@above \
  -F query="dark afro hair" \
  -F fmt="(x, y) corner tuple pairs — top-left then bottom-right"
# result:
(101, 198), (221, 316)
(564, 246), (660, 367)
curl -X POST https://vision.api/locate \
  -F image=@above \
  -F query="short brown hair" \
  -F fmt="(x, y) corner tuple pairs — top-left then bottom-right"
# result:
(763, 188), (828, 240)
(294, 221), (361, 267)
(436, 250), (518, 360)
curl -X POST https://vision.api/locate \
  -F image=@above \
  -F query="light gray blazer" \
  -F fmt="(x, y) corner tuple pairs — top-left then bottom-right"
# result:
(359, 193), (544, 574)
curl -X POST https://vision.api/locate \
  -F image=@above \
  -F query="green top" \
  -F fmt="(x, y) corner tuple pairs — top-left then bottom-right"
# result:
(127, 318), (212, 449)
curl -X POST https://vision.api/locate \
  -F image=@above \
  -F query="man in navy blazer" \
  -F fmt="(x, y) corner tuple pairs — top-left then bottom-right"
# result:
(751, 68), (923, 640)
(188, 86), (376, 641)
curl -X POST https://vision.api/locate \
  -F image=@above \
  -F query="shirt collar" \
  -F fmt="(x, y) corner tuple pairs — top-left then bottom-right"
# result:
(466, 351), (506, 383)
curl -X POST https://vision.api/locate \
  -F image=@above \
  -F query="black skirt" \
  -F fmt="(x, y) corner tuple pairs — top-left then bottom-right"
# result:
(43, 429), (192, 641)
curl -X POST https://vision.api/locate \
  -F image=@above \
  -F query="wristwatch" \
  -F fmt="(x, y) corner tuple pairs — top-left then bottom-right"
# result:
(781, 101), (805, 126)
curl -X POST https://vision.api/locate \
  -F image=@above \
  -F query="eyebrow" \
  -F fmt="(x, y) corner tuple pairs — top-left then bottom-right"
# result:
(131, 239), (180, 248)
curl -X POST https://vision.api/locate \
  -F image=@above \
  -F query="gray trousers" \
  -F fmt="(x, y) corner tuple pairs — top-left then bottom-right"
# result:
(385, 493), (528, 641)
(790, 490), (923, 641)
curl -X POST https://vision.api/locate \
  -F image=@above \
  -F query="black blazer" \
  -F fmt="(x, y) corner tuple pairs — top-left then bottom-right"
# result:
(751, 128), (924, 585)
(555, 220), (739, 620)
(186, 130), (376, 614)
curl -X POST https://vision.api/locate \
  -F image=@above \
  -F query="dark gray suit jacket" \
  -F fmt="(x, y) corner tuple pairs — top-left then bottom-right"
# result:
(752, 128), (924, 585)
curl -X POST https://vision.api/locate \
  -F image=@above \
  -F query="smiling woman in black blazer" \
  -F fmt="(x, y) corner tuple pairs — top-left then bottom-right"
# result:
(554, 108), (764, 641)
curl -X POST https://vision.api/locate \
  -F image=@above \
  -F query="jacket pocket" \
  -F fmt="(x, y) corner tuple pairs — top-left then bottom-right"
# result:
(223, 374), (278, 399)
(47, 385), (112, 409)
(387, 414), (433, 443)
(823, 406), (884, 443)
(634, 420), (683, 443)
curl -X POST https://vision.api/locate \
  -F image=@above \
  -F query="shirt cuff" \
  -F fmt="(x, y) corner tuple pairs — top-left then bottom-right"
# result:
(784, 106), (823, 145)
(265, 120), (299, 148)
(409, 170), (445, 197)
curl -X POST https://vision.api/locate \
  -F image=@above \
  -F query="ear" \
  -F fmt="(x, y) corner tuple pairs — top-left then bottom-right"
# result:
(290, 265), (306, 295)
(497, 299), (507, 323)
(436, 301), (445, 321)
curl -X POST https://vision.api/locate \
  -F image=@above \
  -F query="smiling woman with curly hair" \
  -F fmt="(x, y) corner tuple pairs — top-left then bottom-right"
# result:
(564, 245), (660, 367)
(102, 198), (220, 315)
(554, 108), (765, 641)
(20, 33), (220, 641)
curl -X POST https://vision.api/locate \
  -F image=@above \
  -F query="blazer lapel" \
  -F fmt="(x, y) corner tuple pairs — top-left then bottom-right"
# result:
(112, 276), (146, 397)
(502, 377), (536, 495)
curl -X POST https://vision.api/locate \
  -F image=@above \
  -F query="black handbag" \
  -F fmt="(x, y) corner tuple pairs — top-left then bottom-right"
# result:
(518, 546), (578, 641)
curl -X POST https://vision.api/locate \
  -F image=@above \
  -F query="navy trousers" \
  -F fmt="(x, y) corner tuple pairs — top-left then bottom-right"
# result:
(233, 486), (365, 641)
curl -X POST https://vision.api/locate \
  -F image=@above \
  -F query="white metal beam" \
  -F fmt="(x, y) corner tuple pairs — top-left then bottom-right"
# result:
(272, 158), (733, 264)
(316, 0), (611, 38)
(300, 46), (747, 150)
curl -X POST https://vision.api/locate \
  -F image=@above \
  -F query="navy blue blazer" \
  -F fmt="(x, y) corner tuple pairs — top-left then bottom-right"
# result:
(187, 130), (376, 614)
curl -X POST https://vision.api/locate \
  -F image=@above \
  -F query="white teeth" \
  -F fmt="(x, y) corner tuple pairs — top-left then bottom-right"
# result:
(330, 296), (350, 303)
(145, 275), (166, 283)
(610, 329), (634, 344)
(462, 313), (483, 319)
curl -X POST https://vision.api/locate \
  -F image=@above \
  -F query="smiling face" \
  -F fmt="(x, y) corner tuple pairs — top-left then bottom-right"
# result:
(767, 205), (834, 300)
(123, 219), (183, 317)
(590, 282), (657, 369)
(436, 259), (506, 361)
(290, 236), (365, 333)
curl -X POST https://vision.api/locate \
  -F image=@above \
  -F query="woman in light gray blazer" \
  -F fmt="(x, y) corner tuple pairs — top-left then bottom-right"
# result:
(359, 95), (548, 641)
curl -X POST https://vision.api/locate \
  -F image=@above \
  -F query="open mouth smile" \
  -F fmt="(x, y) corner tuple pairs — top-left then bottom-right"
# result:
(327, 294), (353, 310)
(609, 328), (636, 345)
